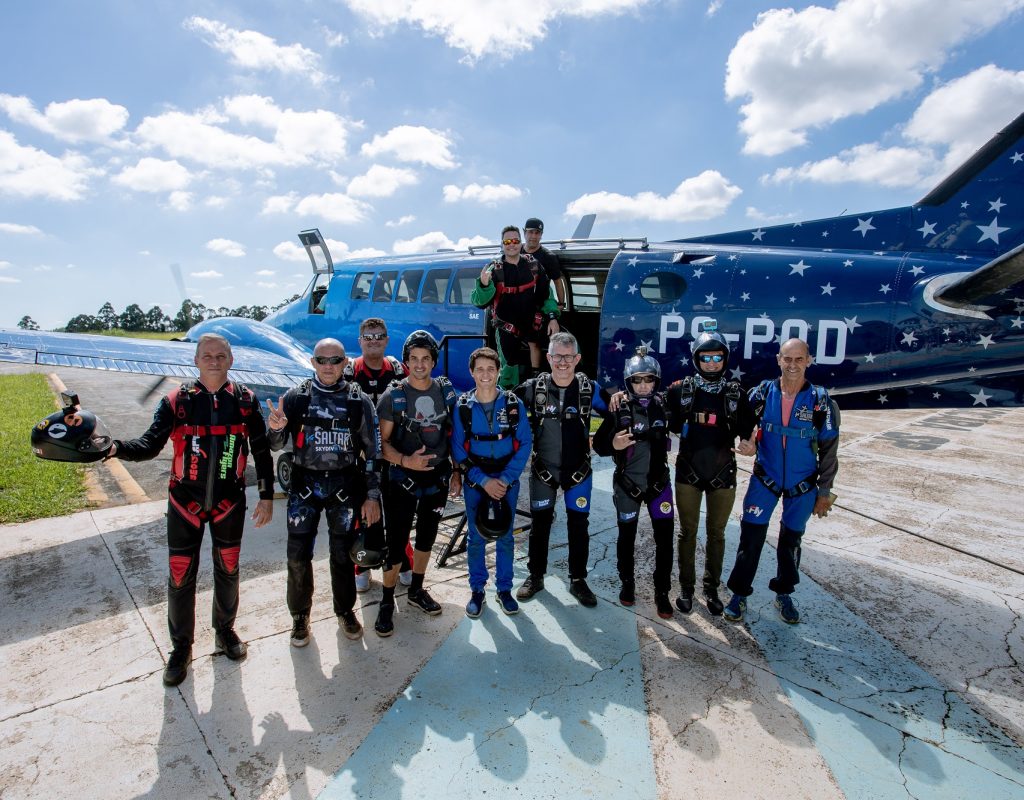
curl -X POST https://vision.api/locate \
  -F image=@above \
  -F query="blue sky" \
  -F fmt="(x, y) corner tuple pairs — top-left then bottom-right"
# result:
(2, 0), (1023, 329)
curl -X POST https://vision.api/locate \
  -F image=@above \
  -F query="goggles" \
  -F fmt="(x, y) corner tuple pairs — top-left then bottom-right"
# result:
(629, 376), (656, 385)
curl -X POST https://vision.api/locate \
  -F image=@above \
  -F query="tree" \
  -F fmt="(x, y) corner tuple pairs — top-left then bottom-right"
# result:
(65, 314), (102, 332)
(249, 305), (269, 321)
(98, 302), (118, 330)
(144, 306), (170, 332)
(172, 299), (207, 332)
(119, 303), (147, 331)
(17, 315), (39, 330)
(273, 293), (300, 311)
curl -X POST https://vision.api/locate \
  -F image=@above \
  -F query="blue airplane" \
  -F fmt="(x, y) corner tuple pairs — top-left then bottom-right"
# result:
(3, 111), (1023, 414)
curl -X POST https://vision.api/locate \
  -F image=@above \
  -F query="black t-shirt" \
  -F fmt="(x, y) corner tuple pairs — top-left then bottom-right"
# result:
(523, 244), (562, 281)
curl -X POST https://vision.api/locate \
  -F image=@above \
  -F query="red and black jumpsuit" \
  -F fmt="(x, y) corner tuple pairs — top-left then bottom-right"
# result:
(113, 380), (274, 648)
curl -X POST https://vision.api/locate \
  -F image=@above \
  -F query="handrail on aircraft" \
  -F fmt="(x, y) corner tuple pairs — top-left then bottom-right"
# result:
(466, 236), (649, 256)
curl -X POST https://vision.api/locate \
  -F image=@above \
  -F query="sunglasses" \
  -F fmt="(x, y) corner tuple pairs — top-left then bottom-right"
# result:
(548, 353), (578, 363)
(630, 376), (656, 384)
(502, 238), (521, 245)
(360, 332), (387, 341)
(313, 355), (346, 365)
(699, 354), (724, 363)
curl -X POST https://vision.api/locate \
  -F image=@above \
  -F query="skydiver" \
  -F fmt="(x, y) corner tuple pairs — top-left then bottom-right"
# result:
(522, 217), (567, 310)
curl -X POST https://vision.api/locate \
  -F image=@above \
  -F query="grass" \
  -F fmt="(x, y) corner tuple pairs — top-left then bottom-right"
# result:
(95, 329), (183, 340)
(0, 374), (88, 524)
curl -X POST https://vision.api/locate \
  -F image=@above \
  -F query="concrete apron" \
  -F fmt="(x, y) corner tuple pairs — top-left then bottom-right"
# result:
(1, 407), (1022, 799)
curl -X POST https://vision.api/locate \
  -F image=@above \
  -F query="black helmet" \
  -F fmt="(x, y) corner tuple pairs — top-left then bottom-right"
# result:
(475, 496), (513, 541)
(623, 346), (661, 396)
(403, 329), (439, 364)
(692, 319), (729, 378)
(31, 408), (112, 463)
(350, 527), (387, 569)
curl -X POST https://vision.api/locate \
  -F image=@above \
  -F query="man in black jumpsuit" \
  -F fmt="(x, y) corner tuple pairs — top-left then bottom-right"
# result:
(109, 333), (274, 686)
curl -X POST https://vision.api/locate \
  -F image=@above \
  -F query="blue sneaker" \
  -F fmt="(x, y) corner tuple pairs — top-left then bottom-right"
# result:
(723, 593), (747, 621)
(496, 590), (520, 615)
(775, 593), (800, 624)
(466, 591), (485, 618)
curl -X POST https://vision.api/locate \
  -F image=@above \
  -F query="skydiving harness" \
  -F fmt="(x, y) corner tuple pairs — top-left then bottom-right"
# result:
(388, 376), (457, 496)
(486, 256), (554, 335)
(670, 376), (743, 490)
(613, 396), (671, 501)
(457, 391), (522, 478)
(749, 379), (830, 498)
(529, 373), (593, 489)
(291, 379), (366, 468)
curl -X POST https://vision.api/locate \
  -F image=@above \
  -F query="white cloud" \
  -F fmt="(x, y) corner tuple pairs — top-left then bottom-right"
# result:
(443, 182), (522, 206)
(344, 0), (652, 62)
(0, 275), (20, 283)
(706, 1), (724, 17)
(325, 28), (347, 47)
(0, 131), (99, 201)
(565, 170), (742, 222)
(205, 195), (229, 208)
(273, 236), (383, 262)
(745, 207), (800, 224)
(386, 214), (416, 227)
(0, 94), (129, 143)
(347, 164), (419, 198)
(343, 246), (388, 260)
(135, 96), (350, 169)
(762, 143), (934, 189)
(0, 222), (42, 235)
(256, 281), (279, 289)
(111, 157), (191, 192)
(184, 17), (327, 84)
(294, 192), (372, 224)
(0, 260), (12, 268)
(392, 231), (490, 255)
(361, 125), (457, 169)
(167, 191), (193, 211)
(255, 269), (276, 276)
(273, 241), (310, 262)
(190, 270), (223, 278)
(206, 238), (246, 257)
(262, 192), (299, 215)
(725, 0), (1024, 156)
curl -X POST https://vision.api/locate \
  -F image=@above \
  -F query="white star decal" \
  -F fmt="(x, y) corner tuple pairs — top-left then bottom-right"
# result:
(901, 331), (918, 346)
(977, 217), (1009, 245)
(629, 315), (636, 322)
(705, 293), (717, 305)
(878, 393), (888, 404)
(740, 269), (747, 275)
(969, 366), (977, 373)
(1011, 316), (1024, 329)
(628, 256), (639, 267)
(788, 296), (796, 303)
(977, 334), (995, 349)
(627, 284), (638, 295)
(917, 221), (936, 237)
(760, 312), (770, 319)
(729, 366), (745, 381)
(908, 265), (925, 276)
(853, 217), (876, 237)
(752, 228), (765, 241)
(843, 259), (854, 268)
(932, 392), (941, 399)
(844, 316), (861, 332)
(740, 292), (751, 302)
(789, 260), (811, 276)
(971, 388), (992, 406)
(863, 353), (876, 363)
(614, 340), (625, 351)
(1012, 152), (1024, 164)
(822, 231), (829, 238)
(879, 284), (892, 294)
(942, 327), (951, 336)
(961, 201), (970, 209)
(956, 255), (970, 260)
(989, 197), (1006, 213)
(821, 282), (835, 296)
(692, 267), (704, 278)
(728, 255), (737, 261)
(640, 339), (655, 352)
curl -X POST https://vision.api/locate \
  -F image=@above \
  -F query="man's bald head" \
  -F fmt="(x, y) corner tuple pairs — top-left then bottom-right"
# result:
(313, 338), (345, 358)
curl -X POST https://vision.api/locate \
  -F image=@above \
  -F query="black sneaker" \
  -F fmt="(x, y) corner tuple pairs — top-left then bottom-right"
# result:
(374, 603), (395, 637)
(619, 578), (635, 607)
(163, 645), (191, 687)
(290, 615), (310, 648)
(569, 579), (598, 608)
(655, 593), (674, 619)
(214, 628), (248, 660)
(675, 589), (694, 615)
(338, 610), (363, 640)
(705, 589), (725, 617)
(407, 588), (442, 616)
(516, 574), (545, 600)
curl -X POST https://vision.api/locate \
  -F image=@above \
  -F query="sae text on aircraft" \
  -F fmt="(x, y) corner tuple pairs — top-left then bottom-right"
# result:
(3, 112), (1024, 410)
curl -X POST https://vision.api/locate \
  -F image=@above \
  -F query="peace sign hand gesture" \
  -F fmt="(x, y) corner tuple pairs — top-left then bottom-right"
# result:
(266, 397), (287, 431)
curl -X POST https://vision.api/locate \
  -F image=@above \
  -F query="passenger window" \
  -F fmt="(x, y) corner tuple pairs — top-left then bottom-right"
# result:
(373, 270), (397, 302)
(640, 272), (687, 304)
(420, 269), (450, 304)
(396, 269), (424, 303)
(351, 272), (373, 301)
(448, 267), (479, 305)
(568, 274), (600, 310)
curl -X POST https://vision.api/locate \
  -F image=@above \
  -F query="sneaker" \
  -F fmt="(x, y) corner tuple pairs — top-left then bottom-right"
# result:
(355, 570), (371, 593)
(516, 574), (545, 600)
(675, 588), (694, 615)
(618, 578), (635, 607)
(569, 579), (598, 608)
(374, 603), (395, 637)
(776, 593), (800, 624)
(466, 591), (485, 618)
(290, 615), (310, 648)
(338, 610), (363, 639)
(407, 588), (442, 616)
(214, 628), (248, 660)
(723, 594), (747, 622)
(655, 593), (674, 619)
(399, 570), (413, 586)
(163, 645), (191, 686)
(705, 589), (725, 617)
(496, 590), (519, 615)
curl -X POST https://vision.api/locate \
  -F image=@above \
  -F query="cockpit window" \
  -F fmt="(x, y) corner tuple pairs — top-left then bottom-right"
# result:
(421, 269), (449, 304)
(640, 272), (687, 305)
(373, 270), (398, 302)
(351, 272), (373, 301)
(396, 269), (424, 303)
(310, 273), (330, 314)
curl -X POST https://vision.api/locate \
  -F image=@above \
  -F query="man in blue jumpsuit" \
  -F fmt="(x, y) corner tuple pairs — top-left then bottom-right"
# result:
(452, 347), (532, 617)
(724, 338), (840, 624)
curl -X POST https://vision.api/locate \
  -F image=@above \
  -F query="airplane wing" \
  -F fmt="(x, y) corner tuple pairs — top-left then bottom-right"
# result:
(0, 328), (312, 395)
(932, 242), (1024, 311)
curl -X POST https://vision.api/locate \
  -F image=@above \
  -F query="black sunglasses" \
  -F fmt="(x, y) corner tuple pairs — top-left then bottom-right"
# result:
(360, 333), (387, 341)
(313, 355), (346, 365)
